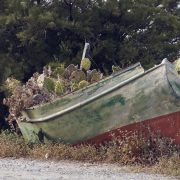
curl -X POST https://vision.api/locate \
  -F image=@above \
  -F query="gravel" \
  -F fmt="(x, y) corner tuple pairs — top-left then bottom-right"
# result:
(0, 158), (178, 180)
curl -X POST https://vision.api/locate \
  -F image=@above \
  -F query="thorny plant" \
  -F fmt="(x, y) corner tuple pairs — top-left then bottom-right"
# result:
(0, 131), (179, 176)
(3, 74), (56, 130)
(3, 60), (104, 131)
(105, 130), (179, 165)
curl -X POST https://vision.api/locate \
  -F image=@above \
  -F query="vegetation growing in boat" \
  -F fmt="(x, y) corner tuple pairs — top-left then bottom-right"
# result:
(3, 78), (21, 95)
(80, 58), (91, 71)
(78, 80), (89, 89)
(43, 77), (56, 92)
(3, 59), (106, 130)
(54, 80), (65, 96)
(112, 65), (122, 74)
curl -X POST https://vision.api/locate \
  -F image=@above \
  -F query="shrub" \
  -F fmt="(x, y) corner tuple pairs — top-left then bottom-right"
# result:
(80, 58), (91, 71)
(54, 80), (64, 96)
(43, 77), (55, 92)
(78, 80), (89, 89)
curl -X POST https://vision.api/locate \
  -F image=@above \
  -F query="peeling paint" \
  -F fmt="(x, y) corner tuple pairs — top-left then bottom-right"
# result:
(101, 95), (126, 108)
(18, 61), (180, 144)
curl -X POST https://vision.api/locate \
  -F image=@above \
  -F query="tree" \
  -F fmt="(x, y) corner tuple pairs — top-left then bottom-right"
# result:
(0, 0), (180, 128)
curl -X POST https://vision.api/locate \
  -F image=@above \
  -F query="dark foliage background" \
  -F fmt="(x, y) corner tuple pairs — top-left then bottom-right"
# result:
(0, 0), (180, 128)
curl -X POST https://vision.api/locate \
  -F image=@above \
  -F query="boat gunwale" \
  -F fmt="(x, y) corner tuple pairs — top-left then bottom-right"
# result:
(23, 61), (171, 123)
(26, 62), (142, 110)
(164, 63), (180, 98)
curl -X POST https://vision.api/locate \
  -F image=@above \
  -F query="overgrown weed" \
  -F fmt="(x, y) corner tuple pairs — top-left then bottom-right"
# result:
(0, 132), (179, 176)
(0, 131), (28, 158)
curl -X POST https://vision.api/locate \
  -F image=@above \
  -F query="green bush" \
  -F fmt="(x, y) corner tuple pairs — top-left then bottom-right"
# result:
(80, 58), (91, 71)
(55, 80), (64, 96)
(43, 77), (55, 92)
(78, 80), (89, 89)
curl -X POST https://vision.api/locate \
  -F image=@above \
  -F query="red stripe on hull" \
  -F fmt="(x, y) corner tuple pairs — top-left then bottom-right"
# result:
(77, 111), (180, 146)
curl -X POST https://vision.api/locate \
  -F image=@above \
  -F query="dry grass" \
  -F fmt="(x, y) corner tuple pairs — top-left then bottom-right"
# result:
(151, 154), (180, 177)
(0, 132), (28, 158)
(0, 131), (179, 177)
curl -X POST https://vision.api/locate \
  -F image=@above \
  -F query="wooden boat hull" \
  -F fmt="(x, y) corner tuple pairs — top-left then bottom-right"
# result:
(18, 61), (180, 145)
(78, 111), (180, 146)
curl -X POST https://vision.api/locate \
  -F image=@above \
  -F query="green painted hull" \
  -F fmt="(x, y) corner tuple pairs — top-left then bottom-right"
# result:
(18, 61), (180, 144)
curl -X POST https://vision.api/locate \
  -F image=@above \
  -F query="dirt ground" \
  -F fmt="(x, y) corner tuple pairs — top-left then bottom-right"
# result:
(0, 158), (178, 180)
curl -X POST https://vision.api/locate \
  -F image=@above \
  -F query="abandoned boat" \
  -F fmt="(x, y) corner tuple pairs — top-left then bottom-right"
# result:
(18, 60), (180, 145)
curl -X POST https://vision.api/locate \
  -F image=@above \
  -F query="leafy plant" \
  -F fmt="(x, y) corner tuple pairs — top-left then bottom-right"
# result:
(3, 60), (104, 130)
(54, 80), (64, 96)
(3, 78), (21, 95)
(43, 77), (55, 92)
(80, 58), (91, 71)
(78, 80), (89, 89)
(3, 74), (56, 130)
